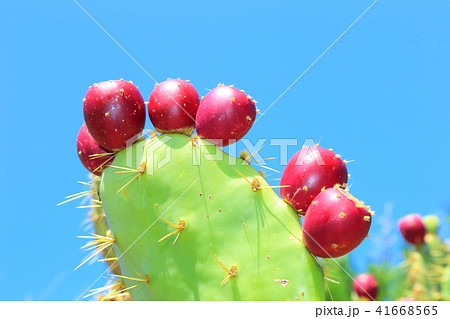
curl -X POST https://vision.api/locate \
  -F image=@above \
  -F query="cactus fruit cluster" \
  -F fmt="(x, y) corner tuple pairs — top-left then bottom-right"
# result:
(68, 77), (376, 301)
(280, 146), (373, 259)
(325, 213), (449, 301)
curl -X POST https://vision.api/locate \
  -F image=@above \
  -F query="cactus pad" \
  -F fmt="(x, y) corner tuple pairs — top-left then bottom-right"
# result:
(98, 134), (325, 300)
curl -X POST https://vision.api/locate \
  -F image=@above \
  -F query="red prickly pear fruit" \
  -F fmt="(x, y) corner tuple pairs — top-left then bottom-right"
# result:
(398, 214), (426, 246)
(353, 274), (378, 301)
(302, 187), (372, 258)
(280, 146), (348, 214)
(195, 85), (256, 147)
(148, 79), (200, 135)
(83, 80), (146, 151)
(76, 123), (114, 176)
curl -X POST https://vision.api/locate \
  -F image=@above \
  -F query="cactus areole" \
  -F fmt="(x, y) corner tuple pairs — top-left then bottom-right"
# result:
(83, 80), (146, 151)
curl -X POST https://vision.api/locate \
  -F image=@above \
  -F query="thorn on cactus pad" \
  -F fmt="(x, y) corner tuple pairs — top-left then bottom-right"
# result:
(158, 217), (186, 245)
(211, 253), (238, 286)
(83, 280), (126, 300)
(232, 167), (260, 191)
(57, 189), (96, 206)
(75, 232), (115, 270)
(98, 257), (117, 263)
(88, 274), (148, 301)
(111, 161), (147, 193)
(77, 204), (102, 209)
(324, 276), (340, 284)
(111, 272), (151, 284)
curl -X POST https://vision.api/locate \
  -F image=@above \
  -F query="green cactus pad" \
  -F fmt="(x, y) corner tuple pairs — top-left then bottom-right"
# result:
(323, 256), (353, 301)
(99, 134), (325, 300)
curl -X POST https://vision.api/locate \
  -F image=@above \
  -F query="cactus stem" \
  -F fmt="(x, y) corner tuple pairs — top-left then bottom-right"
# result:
(211, 253), (238, 286)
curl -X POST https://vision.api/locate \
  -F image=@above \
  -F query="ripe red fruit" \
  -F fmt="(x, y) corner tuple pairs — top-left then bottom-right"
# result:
(302, 187), (372, 258)
(398, 214), (426, 246)
(148, 79), (200, 134)
(83, 80), (146, 151)
(353, 274), (378, 301)
(195, 85), (256, 147)
(77, 123), (114, 176)
(280, 146), (348, 214)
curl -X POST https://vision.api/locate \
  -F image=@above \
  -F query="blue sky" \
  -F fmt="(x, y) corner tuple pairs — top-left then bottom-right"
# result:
(1, 0), (449, 300)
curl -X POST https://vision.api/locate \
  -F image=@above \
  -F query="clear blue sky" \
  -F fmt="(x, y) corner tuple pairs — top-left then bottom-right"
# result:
(1, 0), (449, 300)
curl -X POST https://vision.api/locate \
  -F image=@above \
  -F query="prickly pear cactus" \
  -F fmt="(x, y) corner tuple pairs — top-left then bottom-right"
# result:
(97, 134), (325, 300)
(399, 215), (450, 301)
